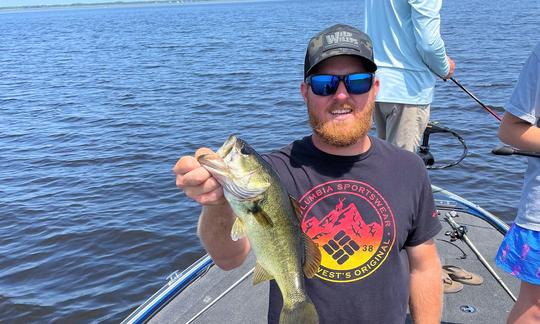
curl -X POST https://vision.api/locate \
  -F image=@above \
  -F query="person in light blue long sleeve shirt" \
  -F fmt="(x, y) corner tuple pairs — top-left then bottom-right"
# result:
(364, 0), (455, 152)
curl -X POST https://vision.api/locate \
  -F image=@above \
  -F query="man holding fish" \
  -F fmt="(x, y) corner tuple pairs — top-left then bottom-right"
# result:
(173, 24), (443, 324)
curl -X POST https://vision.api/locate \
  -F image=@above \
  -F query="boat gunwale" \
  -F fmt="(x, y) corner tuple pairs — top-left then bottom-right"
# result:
(122, 255), (213, 324)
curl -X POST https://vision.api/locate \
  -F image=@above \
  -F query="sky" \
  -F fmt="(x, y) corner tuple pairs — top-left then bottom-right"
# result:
(0, 0), (153, 7)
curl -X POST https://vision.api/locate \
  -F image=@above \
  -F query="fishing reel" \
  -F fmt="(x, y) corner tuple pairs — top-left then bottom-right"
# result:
(445, 223), (468, 242)
(417, 122), (468, 169)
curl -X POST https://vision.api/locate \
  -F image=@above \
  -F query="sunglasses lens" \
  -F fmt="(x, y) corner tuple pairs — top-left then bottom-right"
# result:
(346, 73), (373, 94)
(309, 75), (339, 96)
(308, 73), (373, 96)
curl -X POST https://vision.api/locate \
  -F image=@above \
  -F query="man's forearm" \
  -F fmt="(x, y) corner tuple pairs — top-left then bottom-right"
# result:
(411, 0), (449, 77)
(409, 264), (443, 324)
(408, 241), (443, 324)
(197, 204), (250, 270)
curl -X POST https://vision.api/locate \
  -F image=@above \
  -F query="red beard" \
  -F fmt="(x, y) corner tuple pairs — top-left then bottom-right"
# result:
(308, 100), (374, 147)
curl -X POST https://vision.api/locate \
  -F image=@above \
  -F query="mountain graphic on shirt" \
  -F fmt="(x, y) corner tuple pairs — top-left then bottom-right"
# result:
(303, 199), (383, 244)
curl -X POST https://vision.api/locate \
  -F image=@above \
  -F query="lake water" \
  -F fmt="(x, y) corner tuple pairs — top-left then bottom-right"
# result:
(1, 0), (539, 322)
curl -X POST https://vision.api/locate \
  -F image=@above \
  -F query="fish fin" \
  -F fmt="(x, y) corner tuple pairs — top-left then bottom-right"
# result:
(289, 195), (320, 278)
(302, 233), (321, 278)
(249, 204), (274, 227)
(289, 195), (302, 222)
(253, 262), (274, 285)
(280, 298), (319, 324)
(230, 217), (247, 241)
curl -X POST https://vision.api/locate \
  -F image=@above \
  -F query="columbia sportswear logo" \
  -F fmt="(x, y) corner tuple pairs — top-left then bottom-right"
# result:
(300, 180), (396, 283)
(325, 31), (359, 46)
(323, 230), (361, 265)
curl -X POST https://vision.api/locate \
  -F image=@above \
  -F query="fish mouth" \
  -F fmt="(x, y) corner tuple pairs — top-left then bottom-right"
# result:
(198, 134), (238, 178)
(197, 135), (248, 194)
(198, 149), (265, 201)
(199, 134), (268, 201)
(216, 134), (238, 159)
(197, 153), (228, 178)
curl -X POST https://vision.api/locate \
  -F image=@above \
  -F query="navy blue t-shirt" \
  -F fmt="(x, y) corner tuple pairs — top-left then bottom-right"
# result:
(263, 136), (441, 324)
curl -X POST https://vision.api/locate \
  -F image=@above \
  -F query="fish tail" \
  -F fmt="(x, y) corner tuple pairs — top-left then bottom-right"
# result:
(279, 298), (319, 324)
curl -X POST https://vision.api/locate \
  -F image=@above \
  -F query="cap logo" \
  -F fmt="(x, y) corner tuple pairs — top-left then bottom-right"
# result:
(325, 31), (359, 46)
(305, 24), (377, 77)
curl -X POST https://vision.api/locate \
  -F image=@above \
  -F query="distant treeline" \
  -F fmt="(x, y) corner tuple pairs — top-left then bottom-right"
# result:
(0, 0), (231, 10)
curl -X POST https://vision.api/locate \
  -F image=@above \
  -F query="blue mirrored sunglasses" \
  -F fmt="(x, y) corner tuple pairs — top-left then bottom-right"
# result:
(306, 73), (373, 96)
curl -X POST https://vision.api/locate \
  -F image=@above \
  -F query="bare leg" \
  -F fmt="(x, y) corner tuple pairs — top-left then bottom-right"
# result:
(507, 281), (540, 324)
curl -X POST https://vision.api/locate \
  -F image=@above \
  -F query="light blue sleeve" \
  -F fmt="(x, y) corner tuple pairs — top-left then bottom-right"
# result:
(409, 0), (449, 78)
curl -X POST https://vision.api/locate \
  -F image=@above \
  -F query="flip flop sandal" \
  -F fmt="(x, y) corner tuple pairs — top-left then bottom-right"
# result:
(442, 272), (463, 294)
(443, 265), (484, 285)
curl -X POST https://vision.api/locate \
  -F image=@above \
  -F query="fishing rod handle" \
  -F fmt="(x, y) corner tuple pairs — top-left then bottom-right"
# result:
(492, 146), (540, 158)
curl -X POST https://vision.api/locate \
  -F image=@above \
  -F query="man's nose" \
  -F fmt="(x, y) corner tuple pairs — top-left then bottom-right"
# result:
(334, 80), (350, 99)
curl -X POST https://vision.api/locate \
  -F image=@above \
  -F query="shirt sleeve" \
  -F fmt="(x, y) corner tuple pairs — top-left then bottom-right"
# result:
(405, 167), (442, 246)
(505, 43), (540, 124)
(409, 0), (450, 77)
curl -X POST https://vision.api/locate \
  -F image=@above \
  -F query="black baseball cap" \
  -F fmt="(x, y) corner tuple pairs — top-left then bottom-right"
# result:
(304, 24), (377, 78)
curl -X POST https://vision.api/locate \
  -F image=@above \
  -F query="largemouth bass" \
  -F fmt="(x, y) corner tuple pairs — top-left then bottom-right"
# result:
(198, 135), (320, 324)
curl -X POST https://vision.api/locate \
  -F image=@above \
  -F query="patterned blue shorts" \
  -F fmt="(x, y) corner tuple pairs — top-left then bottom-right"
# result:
(496, 223), (540, 285)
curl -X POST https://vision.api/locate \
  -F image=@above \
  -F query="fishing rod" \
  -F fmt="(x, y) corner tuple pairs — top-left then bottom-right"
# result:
(492, 146), (540, 158)
(446, 78), (540, 159)
(444, 211), (517, 302)
(449, 77), (502, 121)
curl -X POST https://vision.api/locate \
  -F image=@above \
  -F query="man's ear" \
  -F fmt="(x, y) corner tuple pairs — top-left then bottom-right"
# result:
(372, 77), (380, 97)
(300, 82), (308, 103)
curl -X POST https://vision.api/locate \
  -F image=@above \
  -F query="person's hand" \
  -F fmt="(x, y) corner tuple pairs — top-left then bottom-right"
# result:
(443, 56), (455, 80)
(172, 148), (227, 206)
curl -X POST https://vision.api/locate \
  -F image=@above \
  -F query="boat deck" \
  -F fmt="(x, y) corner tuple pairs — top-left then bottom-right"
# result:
(436, 207), (518, 323)
(146, 206), (519, 324)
